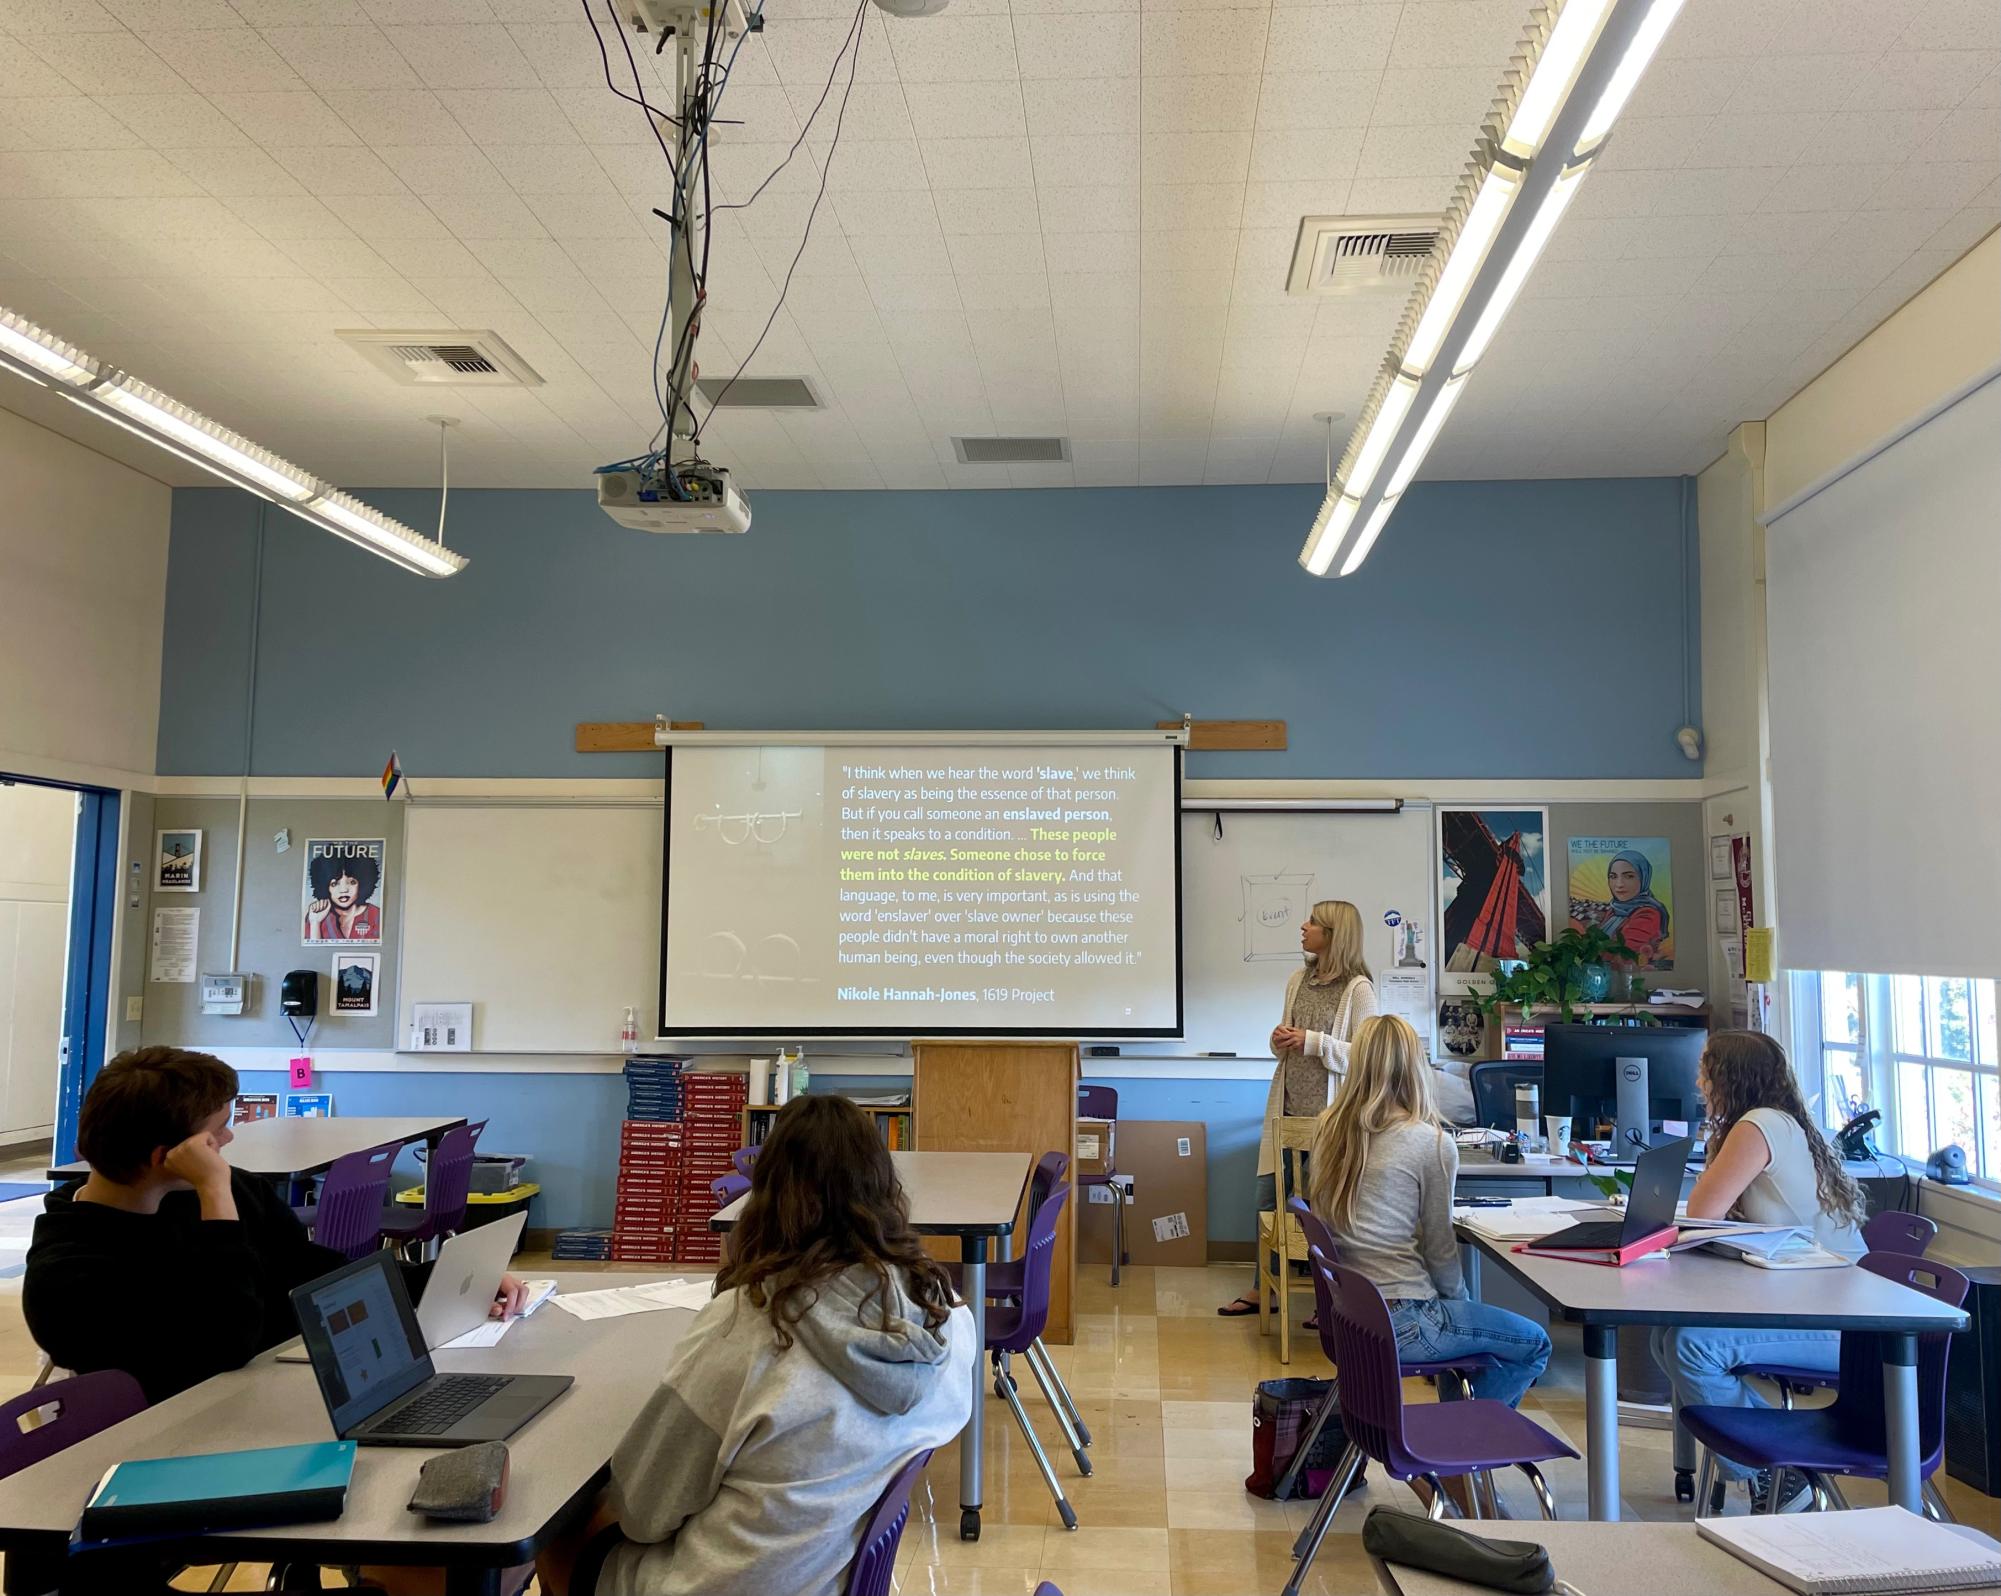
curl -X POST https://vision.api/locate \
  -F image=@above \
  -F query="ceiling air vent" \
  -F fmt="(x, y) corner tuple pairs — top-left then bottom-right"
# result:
(1286, 215), (1441, 296)
(952, 436), (1070, 465)
(693, 375), (821, 408)
(337, 329), (543, 387)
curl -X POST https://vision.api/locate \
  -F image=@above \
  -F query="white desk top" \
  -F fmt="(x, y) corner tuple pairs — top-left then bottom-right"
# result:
(711, 1150), (1031, 1237)
(0, 1272), (694, 1573)
(47, 1115), (465, 1181)
(1372, 1521), (2001, 1596)
(1465, 1229), (1970, 1331)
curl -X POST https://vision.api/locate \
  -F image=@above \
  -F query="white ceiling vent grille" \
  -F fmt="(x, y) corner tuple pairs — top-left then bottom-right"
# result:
(1286, 216), (1441, 296)
(694, 375), (821, 408)
(337, 329), (543, 388)
(952, 436), (1070, 464)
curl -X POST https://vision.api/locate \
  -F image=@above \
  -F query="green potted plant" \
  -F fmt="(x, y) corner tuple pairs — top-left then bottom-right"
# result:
(1468, 924), (1649, 1028)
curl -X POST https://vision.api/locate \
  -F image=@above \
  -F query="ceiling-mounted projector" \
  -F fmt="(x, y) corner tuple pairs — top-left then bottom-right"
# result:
(869, 0), (949, 14)
(597, 464), (751, 534)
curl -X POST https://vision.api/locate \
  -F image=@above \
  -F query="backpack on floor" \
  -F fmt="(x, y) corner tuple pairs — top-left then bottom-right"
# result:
(1245, 1377), (1352, 1500)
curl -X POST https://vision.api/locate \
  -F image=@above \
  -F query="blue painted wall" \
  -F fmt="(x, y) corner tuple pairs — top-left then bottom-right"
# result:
(158, 479), (1700, 781)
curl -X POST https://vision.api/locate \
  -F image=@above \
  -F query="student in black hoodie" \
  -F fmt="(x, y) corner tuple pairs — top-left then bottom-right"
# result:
(25, 1047), (522, 1404)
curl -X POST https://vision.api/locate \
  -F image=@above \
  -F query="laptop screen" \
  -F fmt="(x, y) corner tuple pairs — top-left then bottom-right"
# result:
(291, 1252), (433, 1434)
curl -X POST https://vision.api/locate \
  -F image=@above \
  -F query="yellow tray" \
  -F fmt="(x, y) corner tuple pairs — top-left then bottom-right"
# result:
(394, 1182), (541, 1206)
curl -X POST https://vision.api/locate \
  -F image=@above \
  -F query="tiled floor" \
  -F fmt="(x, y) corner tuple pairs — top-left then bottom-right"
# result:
(0, 1160), (1993, 1596)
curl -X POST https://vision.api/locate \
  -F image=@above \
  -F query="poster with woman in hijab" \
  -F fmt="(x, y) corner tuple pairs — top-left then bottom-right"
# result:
(1567, 836), (1674, 969)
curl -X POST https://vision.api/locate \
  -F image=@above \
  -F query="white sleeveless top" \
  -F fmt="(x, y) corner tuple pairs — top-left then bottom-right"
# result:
(1734, 1106), (1865, 1257)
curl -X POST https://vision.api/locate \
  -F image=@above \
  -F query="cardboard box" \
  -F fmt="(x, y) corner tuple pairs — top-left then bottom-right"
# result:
(1074, 1117), (1115, 1176)
(1078, 1119), (1207, 1268)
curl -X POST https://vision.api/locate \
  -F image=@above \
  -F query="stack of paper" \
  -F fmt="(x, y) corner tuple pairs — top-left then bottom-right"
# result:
(1452, 1196), (1604, 1242)
(547, 1278), (715, 1322)
(1697, 1506), (2001, 1594)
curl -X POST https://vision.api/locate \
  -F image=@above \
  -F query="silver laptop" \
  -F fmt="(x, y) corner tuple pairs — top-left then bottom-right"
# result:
(275, 1212), (525, 1363)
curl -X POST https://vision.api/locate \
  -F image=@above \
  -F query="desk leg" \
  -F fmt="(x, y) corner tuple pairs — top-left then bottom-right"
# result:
(1583, 1324), (1620, 1522)
(1883, 1332), (1921, 1513)
(1461, 1241), (1483, 1302)
(444, 1571), (502, 1596)
(960, 1237), (987, 1541)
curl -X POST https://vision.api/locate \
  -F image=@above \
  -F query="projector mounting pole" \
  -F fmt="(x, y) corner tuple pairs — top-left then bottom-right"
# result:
(666, 16), (702, 480)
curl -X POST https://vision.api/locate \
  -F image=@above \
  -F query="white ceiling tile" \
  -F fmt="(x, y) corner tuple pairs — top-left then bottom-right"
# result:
(948, 229), (1048, 276)
(1138, 75), (1257, 133)
(167, 146), (310, 195)
(1246, 126), (1365, 184)
(1045, 233), (1142, 277)
(1594, 116), (1708, 173)
(138, 28), (308, 95)
(425, 88), (576, 146)
(263, 144), (409, 198)
(378, 24), (542, 89)
(376, 143), (511, 195)
(1916, 98), (2001, 163)
(883, 15), (1018, 83)
(1623, 56), (1751, 120)
(1724, 54), (1870, 116)
(1032, 132), (1138, 187)
(902, 81), (1027, 139)
(1369, 66), (1505, 128)
(1141, 12), (1269, 78)
(752, 227), (857, 279)
(1846, 51), (1997, 111)
(1342, 171), (1458, 214)
(759, 15), (896, 86)
(0, 147), (202, 197)
(1239, 179), (1351, 233)
(0, 96), (143, 152)
(16, 31), (190, 95)
(266, 232), (389, 271)
(1796, 107), (1948, 166)
(260, 25), (423, 90)
(370, 233), (487, 275)
(499, 21), (612, 89)
(1030, 184), (1134, 233)
(1141, 182), (1243, 231)
(864, 270), (963, 310)
(919, 136), (1033, 190)
(1648, 166), (1784, 215)
(849, 230), (954, 276)
(833, 188), (945, 237)
(95, 92), (255, 149)
(208, 91), (360, 145)
(1067, 440), (1137, 487)
(485, 144), (616, 196)
(1711, 209), (1842, 255)
(1138, 265), (1233, 305)
(322, 191), (450, 238)
(427, 191), (551, 239)
(1267, 5), (1398, 74)
(1386, 1), (1526, 71)
(1022, 77), (1140, 136)
(1255, 71), (1383, 130)
(1658, 0), (1779, 62)
(955, 271), (1051, 310)
(2, 0), (123, 29)
(1860, 158), (1995, 211)
(1353, 121), (1475, 180)
(1680, 111), (1831, 170)
(1895, 0), (2001, 51)
(522, 192), (647, 238)
(1759, 161), (1896, 212)
(1013, 13), (1140, 79)
(1140, 129), (1252, 185)
(1924, 201), (2001, 254)
(789, 82), (913, 142)
(817, 137), (932, 192)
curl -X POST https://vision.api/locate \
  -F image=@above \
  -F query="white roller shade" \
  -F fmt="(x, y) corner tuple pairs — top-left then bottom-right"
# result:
(1764, 374), (2001, 979)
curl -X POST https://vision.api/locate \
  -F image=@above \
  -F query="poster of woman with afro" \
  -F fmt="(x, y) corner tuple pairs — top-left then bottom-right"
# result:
(303, 838), (386, 946)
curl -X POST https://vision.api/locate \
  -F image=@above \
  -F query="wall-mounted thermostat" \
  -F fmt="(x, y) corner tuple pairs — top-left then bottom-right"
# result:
(201, 972), (249, 1016)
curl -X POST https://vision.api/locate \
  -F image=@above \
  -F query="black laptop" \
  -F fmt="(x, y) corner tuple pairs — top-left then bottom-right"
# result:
(1530, 1136), (1694, 1252)
(289, 1251), (571, 1448)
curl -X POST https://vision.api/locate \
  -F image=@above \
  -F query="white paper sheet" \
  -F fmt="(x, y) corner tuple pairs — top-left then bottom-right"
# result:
(440, 1318), (513, 1349)
(547, 1279), (712, 1322)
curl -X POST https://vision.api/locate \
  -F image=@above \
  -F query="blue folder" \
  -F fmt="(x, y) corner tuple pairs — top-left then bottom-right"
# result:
(77, 1439), (355, 1541)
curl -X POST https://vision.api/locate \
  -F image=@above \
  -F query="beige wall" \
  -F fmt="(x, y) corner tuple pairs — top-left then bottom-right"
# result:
(1765, 230), (2001, 512)
(0, 405), (171, 788)
(0, 783), (76, 1144)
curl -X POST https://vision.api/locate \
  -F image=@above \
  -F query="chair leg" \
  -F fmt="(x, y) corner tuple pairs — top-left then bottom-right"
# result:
(1819, 1475), (1850, 1512)
(1277, 1238), (1291, 1367)
(1022, 1340), (1091, 1478)
(1110, 1197), (1122, 1288)
(1777, 1379), (1794, 1411)
(1421, 1474), (1454, 1520)
(1282, 1446), (1364, 1596)
(1922, 1479), (1955, 1523)
(1693, 1450), (1719, 1520)
(995, 1357), (1078, 1530)
(205, 1565), (236, 1591)
(1030, 1336), (1091, 1446)
(1274, 1388), (1340, 1503)
(1518, 1462), (1558, 1521)
(1470, 1470), (1501, 1519)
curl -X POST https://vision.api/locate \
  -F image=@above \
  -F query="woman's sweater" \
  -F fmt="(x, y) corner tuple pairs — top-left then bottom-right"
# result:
(1322, 1119), (1464, 1303)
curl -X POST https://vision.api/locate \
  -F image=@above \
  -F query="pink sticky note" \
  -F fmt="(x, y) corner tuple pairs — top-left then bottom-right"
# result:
(289, 1056), (313, 1089)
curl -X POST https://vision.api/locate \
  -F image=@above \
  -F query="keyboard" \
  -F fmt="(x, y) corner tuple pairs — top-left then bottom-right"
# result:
(369, 1374), (510, 1436)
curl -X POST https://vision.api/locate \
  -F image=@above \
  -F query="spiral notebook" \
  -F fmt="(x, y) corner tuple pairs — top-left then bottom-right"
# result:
(1697, 1507), (2001, 1595)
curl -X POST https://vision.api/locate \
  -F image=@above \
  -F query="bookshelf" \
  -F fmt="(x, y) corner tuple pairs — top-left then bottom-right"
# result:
(740, 1102), (914, 1150)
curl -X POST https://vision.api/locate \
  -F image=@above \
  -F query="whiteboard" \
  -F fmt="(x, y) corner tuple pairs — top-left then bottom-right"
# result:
(1177, 806), (1434, 1058)
(400, 804), (661, 1054)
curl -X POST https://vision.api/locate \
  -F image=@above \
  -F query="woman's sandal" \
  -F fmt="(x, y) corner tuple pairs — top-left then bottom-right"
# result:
(1217, 1295), (1267, 1316)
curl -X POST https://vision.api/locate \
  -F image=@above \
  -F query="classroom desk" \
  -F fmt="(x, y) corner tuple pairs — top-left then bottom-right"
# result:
(0, 1270), (691, 1596)
(45, 1114), (466, 1185)
(712, 1148), (1030, 1543)
(1370, 1520), (2001, 1596)
(1459, 1230), (1969, 1521)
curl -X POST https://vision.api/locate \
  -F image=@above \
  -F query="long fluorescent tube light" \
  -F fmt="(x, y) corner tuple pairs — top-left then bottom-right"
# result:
(0, 304), (466, 578)
(1344, 374), (1419, 499)
(1400, 166), (1520, 375)
(653, 728), (1193, 747)
(1298, 491), (1360, 577)
(1454, 161), (1590, 373)
(1503, 0), (1615, 155)
(1578, 0), (1687, 148)
(1182, 798), (1402, 813)
(1381, 373), (1468, 501)
(1339, 497), (1401, 578)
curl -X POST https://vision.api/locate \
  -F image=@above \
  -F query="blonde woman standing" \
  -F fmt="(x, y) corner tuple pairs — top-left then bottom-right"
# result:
(1309, 1015), (1549, 1406)
(1219, 900), (1377, 1317)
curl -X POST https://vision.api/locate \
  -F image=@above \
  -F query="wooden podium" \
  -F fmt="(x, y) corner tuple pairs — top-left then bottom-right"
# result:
(912, 1038), (1079, 1346)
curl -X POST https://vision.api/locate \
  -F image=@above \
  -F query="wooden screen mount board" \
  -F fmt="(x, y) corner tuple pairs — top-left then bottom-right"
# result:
(576, 719), (1284, 752)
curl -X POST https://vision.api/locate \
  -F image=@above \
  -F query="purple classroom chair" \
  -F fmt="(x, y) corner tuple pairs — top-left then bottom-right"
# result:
(1272, 1198), (1499, 1505)
(1076, 1084), (1126, 1285)
(295, 1143), (400, 1261)
(842, 1447), (934, 1596)
(0, 1371), (146, 1482)
(711, 1171), (751, 1206)
(381, 1120), (487, 1255)
(1034, 1587), (1065, 1596)
(731, 1145), (759, 1180)
(1686, 1252), (1970, 1521)
(1731, 1211), (1939, 1411)
(1284, 1248), (1575, 1596)
(986, 1181), (1085, 1529)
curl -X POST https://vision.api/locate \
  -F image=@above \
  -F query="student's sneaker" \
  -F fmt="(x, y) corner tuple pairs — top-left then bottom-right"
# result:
(1745, 1468), (1812, 1514)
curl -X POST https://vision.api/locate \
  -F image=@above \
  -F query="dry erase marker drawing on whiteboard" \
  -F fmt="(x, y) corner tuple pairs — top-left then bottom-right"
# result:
(1241, 873), (1312, 961)
(411, 1002), (473, 1052)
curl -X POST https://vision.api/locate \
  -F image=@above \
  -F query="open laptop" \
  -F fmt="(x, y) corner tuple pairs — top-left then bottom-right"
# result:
(289, 1250), (571, 1448)
(275, 1212), (527, 1364)
(1527, 1136), (1693, 1253)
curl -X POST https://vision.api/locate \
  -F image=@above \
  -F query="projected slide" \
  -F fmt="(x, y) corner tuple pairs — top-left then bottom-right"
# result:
(663, 743), (1181, 1035)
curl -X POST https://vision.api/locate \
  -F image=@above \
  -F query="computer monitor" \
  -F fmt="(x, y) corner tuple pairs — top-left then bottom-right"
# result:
(1541, 1023), (1706, 1155)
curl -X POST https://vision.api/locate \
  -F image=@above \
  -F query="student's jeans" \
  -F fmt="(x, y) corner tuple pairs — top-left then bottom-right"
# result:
(1389, 1295), (1552, 1409)
(1649, 1325), (1839, 1482)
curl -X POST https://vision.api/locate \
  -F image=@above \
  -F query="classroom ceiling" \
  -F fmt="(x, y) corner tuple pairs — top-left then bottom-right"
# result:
(0, 0), (1995, 493)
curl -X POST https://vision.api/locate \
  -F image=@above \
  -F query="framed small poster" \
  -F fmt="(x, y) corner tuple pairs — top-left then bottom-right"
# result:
(332, 951), (378, 1017)
(156, 829), (201, 892)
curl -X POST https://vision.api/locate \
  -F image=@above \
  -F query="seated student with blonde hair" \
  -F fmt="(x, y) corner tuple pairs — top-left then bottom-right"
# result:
(1309, 1014), (1550, 1407)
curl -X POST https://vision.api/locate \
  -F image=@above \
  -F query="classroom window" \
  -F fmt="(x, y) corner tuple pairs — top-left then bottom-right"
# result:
(1792, 969), (2000, 1189)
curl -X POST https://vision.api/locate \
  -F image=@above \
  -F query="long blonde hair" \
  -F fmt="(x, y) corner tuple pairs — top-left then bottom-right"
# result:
(1309, 1015), (1443, 1232)
(1306, 899), (1371, 989)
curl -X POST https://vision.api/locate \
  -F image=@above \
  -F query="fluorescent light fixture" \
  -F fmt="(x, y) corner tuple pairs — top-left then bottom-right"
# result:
(1343, 374), (1419, 499)
(1381, 373), (1468, 501)
(0, 301), (466, 578)
(1297, 491), (1360, 577)
(1401, 166), (1519, 374)
(1504, 0), (1615, 155)
(1578, 0), (1687, 148)
(1453, 161), (1589, 373)
(1339, 496), (1402, 578)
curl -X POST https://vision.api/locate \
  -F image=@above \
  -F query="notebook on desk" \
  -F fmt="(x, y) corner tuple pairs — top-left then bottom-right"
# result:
(1515, 1137), (1691, 1265)
(1697, 1506), (2001, 1594)
(77, 1440), (354, 1541)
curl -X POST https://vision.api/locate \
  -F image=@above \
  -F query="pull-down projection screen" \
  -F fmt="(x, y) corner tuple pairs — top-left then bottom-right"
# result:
(661, 742), (1182, 1036)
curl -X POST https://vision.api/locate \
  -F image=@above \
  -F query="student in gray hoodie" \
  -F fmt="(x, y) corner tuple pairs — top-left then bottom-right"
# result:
(539, 1095), (976, 1596)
